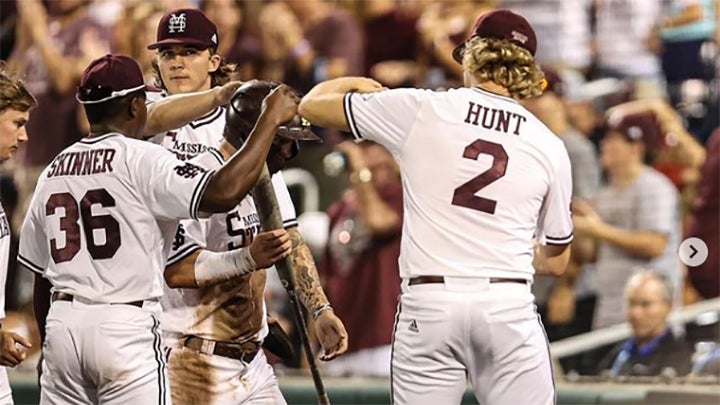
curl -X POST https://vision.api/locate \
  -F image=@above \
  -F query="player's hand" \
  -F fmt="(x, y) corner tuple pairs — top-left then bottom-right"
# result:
(261, 85), (301, 127)
(0, 330), (32, 367)
(213, 81), (244, 106)
(314, 310), (348, 361)
(249, 229), (292, 269)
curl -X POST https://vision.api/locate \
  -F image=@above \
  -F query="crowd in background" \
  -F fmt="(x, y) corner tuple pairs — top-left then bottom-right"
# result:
(0, 0), (718, 380)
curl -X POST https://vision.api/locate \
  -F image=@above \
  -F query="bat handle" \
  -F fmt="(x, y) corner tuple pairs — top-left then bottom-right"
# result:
(288, 292), (331, 405)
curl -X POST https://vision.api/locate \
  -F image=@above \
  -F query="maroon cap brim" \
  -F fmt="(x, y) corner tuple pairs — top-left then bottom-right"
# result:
(147, 38), (214, 50)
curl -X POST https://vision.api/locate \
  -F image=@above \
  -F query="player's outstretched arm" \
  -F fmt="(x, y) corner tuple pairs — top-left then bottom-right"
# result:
(199, 85), (299, 213)
(286, 227), (348, 361)
(145, 81), (244, 137)
(165, 229), (292, 288)
(298, 77), (385, 131)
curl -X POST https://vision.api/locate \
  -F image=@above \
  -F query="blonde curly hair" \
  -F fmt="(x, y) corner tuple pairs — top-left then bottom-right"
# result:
(462, 37), (544, 100)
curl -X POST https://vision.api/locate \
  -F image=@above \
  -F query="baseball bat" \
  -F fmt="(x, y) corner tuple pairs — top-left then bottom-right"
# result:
(251, 164), (331, 405)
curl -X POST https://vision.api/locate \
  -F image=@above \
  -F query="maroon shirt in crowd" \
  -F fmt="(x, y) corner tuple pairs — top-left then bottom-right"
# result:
(363, 8), (419, 76)
(322, 182), (403, 353)
(686, 129), (719, 298)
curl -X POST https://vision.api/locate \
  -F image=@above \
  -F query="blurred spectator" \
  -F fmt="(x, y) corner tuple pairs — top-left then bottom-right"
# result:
(500, 0), (593, 72)
(7, 0), (109, 229)
(685, 128), (719, 299)
(597, 271), (693, 377)
(416, 0), (495, 88)
(258, 0), (364, 93)
(593, 0), (663, 85)
(115, 2), (165, 83)
(201, 0), (264, 80)
(651, 0), (717, 104)
(573, 113), (683, 330)
(606, 99), (706, 208)
(320, 141), (402, 377)
(359, 0), (420, 87)
(522, 67), (600, 354)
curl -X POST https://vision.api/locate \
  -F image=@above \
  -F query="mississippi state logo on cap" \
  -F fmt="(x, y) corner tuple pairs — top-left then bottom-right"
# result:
(167, 13), (187, 33)
(147, 8), (218, 50)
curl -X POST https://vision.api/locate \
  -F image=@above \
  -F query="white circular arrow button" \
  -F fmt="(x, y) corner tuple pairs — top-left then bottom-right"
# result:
(679, 238), (708, 267)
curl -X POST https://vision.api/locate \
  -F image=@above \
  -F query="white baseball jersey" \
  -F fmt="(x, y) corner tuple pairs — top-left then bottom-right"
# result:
(344, 87), (573, 280)
(0, 203), (10, 320)
(0, 202), (12, 402)
(18, 133), (225, 303)
(152, 108), (298, 343)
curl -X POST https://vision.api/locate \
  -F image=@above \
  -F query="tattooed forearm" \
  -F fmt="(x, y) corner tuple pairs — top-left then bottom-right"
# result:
(288, 227), (329, 313)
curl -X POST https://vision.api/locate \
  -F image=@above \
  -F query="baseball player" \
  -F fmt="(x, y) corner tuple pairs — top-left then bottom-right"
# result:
(18, 54), (299, 404)
(300, 10), (573, 405)
(146, 9), (347, 403)
(0, 63), (37, 404)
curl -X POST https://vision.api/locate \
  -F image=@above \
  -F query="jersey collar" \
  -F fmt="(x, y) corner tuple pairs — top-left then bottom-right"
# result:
(79, 133), (122, 144)
(471, 87), (518, 104)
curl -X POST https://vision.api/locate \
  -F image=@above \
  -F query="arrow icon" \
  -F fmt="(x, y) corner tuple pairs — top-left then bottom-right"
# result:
(689, 245), (698, 259)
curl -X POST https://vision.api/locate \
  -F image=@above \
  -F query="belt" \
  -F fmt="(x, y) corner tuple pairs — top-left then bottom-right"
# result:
(51, 292), (144, 308)
(408, 276), (528, 286)
(184, 336), (260, 363)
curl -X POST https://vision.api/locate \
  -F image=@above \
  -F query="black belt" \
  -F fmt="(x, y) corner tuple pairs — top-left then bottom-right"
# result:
(184, 336), (260, 363)
(51, 292), (144, 308)
(408, 276), (528, 286)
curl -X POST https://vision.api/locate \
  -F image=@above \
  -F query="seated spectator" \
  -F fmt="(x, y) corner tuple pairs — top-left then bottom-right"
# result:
(598, 271), (693, 377)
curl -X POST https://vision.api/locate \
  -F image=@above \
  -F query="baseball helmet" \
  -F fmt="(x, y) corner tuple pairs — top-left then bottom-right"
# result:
(225, 80), (321, 174)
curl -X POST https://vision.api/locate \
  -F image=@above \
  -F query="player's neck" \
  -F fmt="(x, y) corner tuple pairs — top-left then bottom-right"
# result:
(88, 123), (136, 139)
(475, 82), (511, 98)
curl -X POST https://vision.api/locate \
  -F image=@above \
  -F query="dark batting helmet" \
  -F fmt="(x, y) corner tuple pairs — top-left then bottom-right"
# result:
(224, 80), (321, 174)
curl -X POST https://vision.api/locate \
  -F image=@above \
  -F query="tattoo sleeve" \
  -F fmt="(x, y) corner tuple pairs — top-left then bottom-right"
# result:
(288, 227), (330, 314)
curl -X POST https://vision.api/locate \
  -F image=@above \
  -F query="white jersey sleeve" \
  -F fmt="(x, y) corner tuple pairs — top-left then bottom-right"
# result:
(166, 220), (208, 267)
(343, 89), (432, 154)
(18, 185), (50, 275)
(537, 147), (574, 245)
(127, 144), (217, 221)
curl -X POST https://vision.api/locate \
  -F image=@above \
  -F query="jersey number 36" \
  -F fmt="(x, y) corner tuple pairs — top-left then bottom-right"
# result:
(46, 189), (121, 264)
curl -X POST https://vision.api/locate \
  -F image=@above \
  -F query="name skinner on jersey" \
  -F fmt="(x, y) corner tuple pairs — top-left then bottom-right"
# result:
(47, 149), (116, 178)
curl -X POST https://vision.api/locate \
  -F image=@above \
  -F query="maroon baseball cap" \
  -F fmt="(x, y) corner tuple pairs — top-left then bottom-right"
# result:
(452, 9), (537, 64)
(76, 54), (147, 104)
(147, 8), (218, 50)
(605, 111), (666, 152)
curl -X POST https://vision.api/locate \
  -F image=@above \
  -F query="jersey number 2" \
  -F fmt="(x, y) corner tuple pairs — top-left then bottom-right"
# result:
(46, 189), (121, 263)
(451, 139), (508, 214)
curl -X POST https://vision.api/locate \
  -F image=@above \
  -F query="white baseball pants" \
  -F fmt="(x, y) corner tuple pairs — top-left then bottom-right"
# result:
(391, 277), (555, 405)
(39, 299), (170, 405)
(167, 343), (285, 405)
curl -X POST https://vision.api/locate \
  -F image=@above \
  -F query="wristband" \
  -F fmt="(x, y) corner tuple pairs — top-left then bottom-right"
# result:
(312, 304), (333, 320)
(194, 248), (257, 287)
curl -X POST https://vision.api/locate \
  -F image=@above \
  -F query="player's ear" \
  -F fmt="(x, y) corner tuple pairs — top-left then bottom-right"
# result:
(128, 96), (142, 119)
(208, 53), (222, 74)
